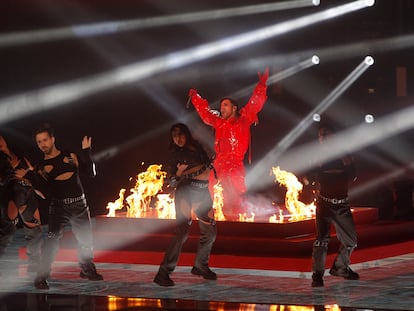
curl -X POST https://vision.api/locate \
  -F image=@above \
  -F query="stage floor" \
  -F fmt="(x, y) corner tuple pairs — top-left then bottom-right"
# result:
(1, 223), (414, 311)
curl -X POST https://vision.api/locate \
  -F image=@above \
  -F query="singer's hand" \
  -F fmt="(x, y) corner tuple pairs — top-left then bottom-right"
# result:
(188, 88), (197, 98)
(258, 67), (269, 85)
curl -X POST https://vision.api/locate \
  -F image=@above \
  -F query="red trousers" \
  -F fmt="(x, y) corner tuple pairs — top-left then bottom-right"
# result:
(209, 160), (246, 220)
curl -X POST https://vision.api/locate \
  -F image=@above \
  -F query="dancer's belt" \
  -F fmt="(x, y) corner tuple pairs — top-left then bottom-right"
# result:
(183, 165), (208, 179)
(189, 180), (209, 189)
(58, 194), (85, 205)
(318, 194), (348, 204)
(15, 178), (33, 187)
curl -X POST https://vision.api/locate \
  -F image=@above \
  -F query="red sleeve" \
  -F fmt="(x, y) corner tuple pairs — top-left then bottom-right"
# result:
(240, 82), (268, 124)
(190, 92), (220, 127)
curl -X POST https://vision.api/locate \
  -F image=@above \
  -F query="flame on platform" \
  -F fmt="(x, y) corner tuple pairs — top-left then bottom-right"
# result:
(155, 193), (175, 219)
(239, 212), (255, 222)
(212, 180), (226, 221)
(106, 164), (316, 223)
(268, 209), (285, 223)
(106, 189), (126, 217)
(271, 166), (316, 222)
(106, 164), (168, 218)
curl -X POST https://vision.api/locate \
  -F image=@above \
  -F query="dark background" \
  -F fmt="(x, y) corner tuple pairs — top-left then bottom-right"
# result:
(1, 0), (413, 217)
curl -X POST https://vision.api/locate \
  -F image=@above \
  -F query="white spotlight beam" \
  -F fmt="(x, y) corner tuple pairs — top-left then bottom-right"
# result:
(246, 56), (374, 190)
(229, 56), (319, 100)
(295, 33), (414, 64)
(0, 0), (318, 48)
(350, 163), (414, 199)
(251, 103), (414, 191)
(0, 0), (373, 125)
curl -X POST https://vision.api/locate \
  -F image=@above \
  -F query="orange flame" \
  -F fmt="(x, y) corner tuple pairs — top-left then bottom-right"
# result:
(268, 209), (284, 223)
(106, 189), (126, 217)
(238, 212), (255, 222)
(106, 164), (167, 218)
(106, 164), (316, 223)
(155, 193), (175, 219)
(212, 180), (226, 221)
(271, 166), (315, 222)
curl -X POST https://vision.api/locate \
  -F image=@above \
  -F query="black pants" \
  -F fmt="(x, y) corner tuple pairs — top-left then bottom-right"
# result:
(37, 197), (94, 278)
(1, 182), (42, 269)
(159, 179), (216, 274)
(312, 199), (357, 275)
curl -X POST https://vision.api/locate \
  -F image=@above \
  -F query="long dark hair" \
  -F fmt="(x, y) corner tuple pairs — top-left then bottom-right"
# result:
(169, 123), (199, 150)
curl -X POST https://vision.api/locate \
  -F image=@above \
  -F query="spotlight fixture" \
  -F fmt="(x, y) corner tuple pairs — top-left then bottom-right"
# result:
(365, 114), (375, 123)
(365, 0), (375, 7)
(364, 56), (374, 65)
(312, 55), (320, 64)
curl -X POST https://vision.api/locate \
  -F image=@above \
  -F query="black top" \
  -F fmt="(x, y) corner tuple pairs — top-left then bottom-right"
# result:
(317, 157), (356, 199)
(167, 143), (210, 178)
(37, 149), (95, 200)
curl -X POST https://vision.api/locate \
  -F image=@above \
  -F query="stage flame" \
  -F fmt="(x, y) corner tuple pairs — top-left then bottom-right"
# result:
(106, 164), (167, 218)
(106, 189), (126, 217)
(271, 166), (316, 222)
(155, 193), (175, 219)
(212, 180), (226, 221)
(268, 209), (285, 223)
(106, 164), (316, 223)
(239, 212), (255, 222)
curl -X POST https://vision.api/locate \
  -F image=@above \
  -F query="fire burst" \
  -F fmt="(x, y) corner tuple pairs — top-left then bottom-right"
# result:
(212, 180), (226, 221)
(106, 164), (316, 223)
(272, 166), (315, 222)
(106, 164), (171, 218)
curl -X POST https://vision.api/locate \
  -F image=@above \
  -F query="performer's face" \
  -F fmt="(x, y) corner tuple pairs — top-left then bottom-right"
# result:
(171, 128), (186, 147)
(35, 132), (55, 155)
(220, 99), (237, 119)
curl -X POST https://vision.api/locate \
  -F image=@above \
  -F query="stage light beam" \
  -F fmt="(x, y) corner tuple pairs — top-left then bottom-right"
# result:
(0, 0), (318, 48)
(246, 56), (375, 191)
(227, 55), (319, 101)
(0, 1), (374, 125)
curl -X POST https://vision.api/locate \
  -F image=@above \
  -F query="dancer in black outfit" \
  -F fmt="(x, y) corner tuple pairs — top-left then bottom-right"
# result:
(0, 135), (43, 273)
(32, 124), (103, 290)
(154, 123), (217, 286)
(310, 123), (359, 287)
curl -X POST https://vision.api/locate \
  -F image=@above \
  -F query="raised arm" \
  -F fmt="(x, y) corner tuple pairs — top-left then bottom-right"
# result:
(188, 89), (220, 127)
(241, 68), (269, 124)
(78, 136), (97, 178)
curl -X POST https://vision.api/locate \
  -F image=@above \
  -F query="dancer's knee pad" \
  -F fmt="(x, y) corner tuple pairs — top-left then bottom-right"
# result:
(313, 239), (329, 249)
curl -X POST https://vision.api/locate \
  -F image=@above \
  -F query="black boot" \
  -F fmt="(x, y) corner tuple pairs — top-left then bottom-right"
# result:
(311, 272), (324, 287)
(34, 276), (49, 290)
(191, 266), (217, 280)
(329, 265), (359, 280)
(80, 262), (103, 281)
(154, 269), (175, 287)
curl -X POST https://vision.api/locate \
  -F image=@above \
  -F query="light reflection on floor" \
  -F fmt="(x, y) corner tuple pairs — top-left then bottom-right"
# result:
(1, 221), (414, 311)
(0, 293), (341, 311)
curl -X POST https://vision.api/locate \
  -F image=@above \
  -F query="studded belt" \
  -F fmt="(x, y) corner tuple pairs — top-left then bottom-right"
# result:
(58, 194), (85, 205)
(189, 180), (209, 189)
(318, 194), (348, 204)
(183, 165), (208, 179)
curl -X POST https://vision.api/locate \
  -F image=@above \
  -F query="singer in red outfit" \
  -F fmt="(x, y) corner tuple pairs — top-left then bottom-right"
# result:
(188, 69), (269, 221)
